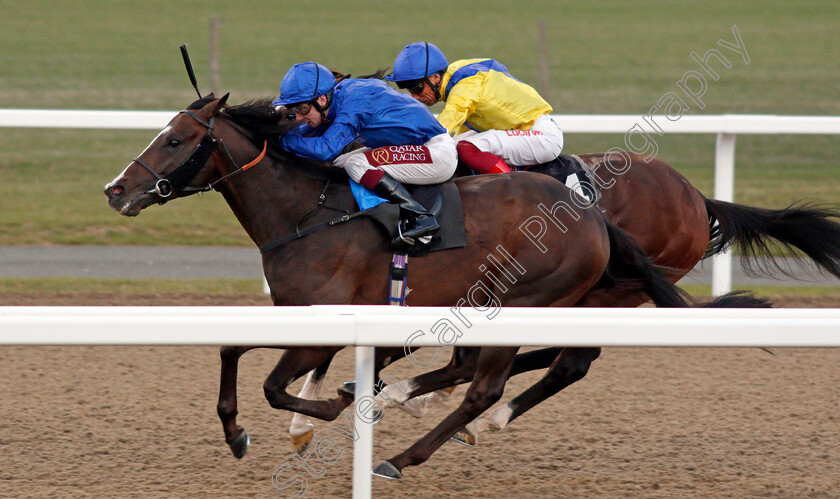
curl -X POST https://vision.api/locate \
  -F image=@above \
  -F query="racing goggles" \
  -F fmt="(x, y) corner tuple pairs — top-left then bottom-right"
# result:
(287, 101), (314, 116)
(396, 79), (426, 95)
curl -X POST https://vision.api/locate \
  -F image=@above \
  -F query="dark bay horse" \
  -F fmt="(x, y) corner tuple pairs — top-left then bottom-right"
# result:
(104, 95), (699, 477)
(371, 150), (840, 454)
(251, 97), (840, 458)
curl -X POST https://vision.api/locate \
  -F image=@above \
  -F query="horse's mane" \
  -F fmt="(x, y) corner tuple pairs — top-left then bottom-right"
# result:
(355, 68), (389, 80)
(182, 72), (387, 182)
(187, 96), (294, 138)
(184, 66), (389, 135)
(185, 95), (347, 183)
(330, 68), (389, 81)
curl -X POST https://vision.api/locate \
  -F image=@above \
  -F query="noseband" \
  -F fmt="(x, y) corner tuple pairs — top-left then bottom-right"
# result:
(132, 110), (267, 198)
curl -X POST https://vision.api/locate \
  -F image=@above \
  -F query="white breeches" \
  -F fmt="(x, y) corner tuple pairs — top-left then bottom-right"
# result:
(335, 133), (458, 185)
(454, 114), (564, 166)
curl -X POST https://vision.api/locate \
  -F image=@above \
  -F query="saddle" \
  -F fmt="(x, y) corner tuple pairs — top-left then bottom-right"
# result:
(365, 178), (467, 257)
(522, 154), (599, 205)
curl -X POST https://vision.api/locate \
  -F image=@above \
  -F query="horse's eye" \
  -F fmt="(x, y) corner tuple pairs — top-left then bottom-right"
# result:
(168, 139), (181, 147)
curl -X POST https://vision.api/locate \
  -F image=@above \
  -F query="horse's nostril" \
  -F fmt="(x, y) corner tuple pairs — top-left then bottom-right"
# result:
(108, 185), (124, 196)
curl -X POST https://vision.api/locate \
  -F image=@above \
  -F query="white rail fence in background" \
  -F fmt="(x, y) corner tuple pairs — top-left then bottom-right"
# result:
(2, 305), (840, 498)
(3, 110), (840, 295)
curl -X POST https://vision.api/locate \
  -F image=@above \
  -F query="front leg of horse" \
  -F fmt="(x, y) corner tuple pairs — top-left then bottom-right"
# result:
(372, 347), (519, 479)
(217, 346), (258, 459)
(336, 346), (409, 398)
(394, 386), (458, 418)
(263, 347), (353, 422)
(288, 356), (334, 455)
(286, 348), (405, 455)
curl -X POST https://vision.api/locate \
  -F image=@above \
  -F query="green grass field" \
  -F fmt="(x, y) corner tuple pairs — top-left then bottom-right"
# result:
(679, 283), (840, 299)
(1, 277), (837, 299)
(1, 0), (838, 247)
(0, 277), (263, 294)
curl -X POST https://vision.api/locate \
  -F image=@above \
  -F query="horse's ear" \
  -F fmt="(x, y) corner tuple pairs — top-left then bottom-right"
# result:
(198, 93), (230, 118)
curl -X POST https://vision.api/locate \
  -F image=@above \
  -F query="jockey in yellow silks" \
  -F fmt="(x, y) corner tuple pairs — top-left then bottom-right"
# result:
(387, 42), (564, 174)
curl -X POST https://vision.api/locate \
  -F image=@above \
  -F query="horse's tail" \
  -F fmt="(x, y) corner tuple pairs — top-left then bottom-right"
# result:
(701, 291), (776, 356)
(701, 290), (773, 308)
(599, 221), (693, 308)
(703, 196), (840, 279)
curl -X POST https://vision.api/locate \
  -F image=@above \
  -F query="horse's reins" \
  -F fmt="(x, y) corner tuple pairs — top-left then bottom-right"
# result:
(258, 177), (374, 255)
(132, 108), (368, 254)
(132, 110), (267, 199)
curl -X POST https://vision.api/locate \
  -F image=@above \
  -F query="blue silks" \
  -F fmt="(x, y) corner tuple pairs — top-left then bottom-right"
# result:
(349, 179), (388, 210)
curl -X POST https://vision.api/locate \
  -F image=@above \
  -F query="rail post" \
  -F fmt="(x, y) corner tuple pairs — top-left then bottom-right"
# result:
(352, 345), (375, 498)
(712, 132), (736, 295)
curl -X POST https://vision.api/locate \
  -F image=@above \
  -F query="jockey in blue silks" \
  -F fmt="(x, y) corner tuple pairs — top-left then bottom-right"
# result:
(275, 62), (457, 246)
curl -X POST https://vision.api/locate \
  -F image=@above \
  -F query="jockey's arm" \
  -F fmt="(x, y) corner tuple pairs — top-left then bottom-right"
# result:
(279, 120), (359, 162)
(436, 77), (481, 135)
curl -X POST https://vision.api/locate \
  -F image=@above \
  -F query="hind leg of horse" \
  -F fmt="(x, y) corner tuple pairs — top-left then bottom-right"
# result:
(373, 347), (519, 479)
(262, 347), (354, 422)
(390, 347), (562, 418)
(373, 347), (480, 417)
(455, 347), (600, 447)
(218, 345), (262, 458)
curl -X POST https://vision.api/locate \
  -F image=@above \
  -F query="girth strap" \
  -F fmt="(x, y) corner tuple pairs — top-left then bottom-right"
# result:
(258, 207), (375, 254)
(388, 252), (409, 306)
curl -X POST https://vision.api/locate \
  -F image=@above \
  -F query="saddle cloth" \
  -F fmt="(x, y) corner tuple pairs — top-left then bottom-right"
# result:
(366, 178), (466, 256)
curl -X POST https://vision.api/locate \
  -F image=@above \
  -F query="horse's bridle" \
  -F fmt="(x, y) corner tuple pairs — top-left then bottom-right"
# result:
(132, 110), (267, 199)
(131, 107), (365, 254)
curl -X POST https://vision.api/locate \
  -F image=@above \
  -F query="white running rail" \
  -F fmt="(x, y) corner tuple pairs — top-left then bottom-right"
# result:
(2, 305), (840, 498)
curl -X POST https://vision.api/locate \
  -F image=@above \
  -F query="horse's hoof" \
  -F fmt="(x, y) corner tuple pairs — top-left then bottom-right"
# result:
(337, 381), (355, 398)
(229, 430), (250, 459)
(371, 460), (402, 480)
(450, 430), (476, 447)
(372, 407), (385, 423)
(291, 429), (314, 456)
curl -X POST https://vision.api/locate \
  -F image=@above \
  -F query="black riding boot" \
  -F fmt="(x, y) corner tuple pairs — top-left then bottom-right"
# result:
(371, 173), (440, 246)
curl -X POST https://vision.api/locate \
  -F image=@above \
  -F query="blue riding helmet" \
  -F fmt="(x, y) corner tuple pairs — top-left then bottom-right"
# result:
(385, 42), (449, 82)
(272, 62), (337, 106)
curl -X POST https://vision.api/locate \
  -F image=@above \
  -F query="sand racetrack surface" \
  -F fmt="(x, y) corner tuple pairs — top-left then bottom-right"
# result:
(1, 293), (839, 498)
